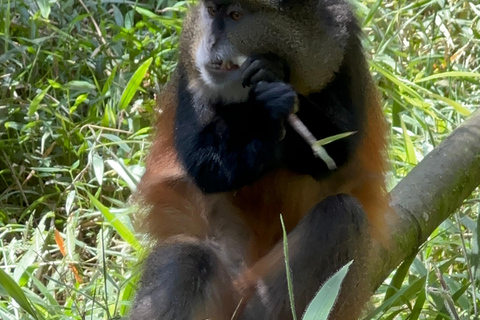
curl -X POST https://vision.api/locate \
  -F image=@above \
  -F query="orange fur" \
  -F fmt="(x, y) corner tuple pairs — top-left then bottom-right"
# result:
(136, 80), (210, 240)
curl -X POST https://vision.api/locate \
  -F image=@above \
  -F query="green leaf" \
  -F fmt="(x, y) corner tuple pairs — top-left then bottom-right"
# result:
(134, 6), (160, 19)
(302, 261), (353, 320)
(400, 118), (417, 165)
(0, 268), (39, 320)
(363, 276), (426, 319)
(119, 276), (138, 316)
(66, 213), (76, 261)
(91, 152), (104, 186)
(87, 192), (142, 252)
(118, 57), (153, 110)
(281, 215), (298, 320)
(414, 71), (480, 82)
(67, 13), (92, 31)
(427, 92), (471, 116)
(13, 247), (36, 283)
(65, 80), (96, 92)
(314, 132), (357, 146)
(409, 284), (426, 320)
(362, 0), (382, 26)
(37, 0), (51, 19)
(28, 86), (51, 116)
(4, 122), (23, 131)
(106, 159), (139, 192)
(102, 133), (132, 153)
(47, 79), (62, 89)
(65, 190), (76, 215)
(102, 65), (118, 96)
(383, 254), (416, 302)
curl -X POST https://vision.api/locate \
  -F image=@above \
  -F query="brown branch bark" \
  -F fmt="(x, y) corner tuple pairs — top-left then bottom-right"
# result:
(370, 110), (480, 291)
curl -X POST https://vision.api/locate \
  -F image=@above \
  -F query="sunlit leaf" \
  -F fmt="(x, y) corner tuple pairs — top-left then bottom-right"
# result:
(302, 261), (353, 320)
(118, 57), (153, 110)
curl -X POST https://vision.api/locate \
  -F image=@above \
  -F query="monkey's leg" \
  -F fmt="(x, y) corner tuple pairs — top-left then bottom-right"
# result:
(130, 239), (239, 320)
(239, 194), (371, 320)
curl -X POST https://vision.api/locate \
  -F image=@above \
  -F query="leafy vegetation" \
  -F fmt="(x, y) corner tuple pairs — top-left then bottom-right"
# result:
(0, 0), (479, 319)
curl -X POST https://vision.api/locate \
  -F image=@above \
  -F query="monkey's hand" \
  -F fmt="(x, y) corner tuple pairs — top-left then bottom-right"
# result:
(242, 54), (296, 121)
(241, 54), (289, 87)
(249, 82), (297, 122)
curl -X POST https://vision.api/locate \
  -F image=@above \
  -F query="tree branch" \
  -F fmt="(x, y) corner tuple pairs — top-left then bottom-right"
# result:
(371, 110), (480, 290)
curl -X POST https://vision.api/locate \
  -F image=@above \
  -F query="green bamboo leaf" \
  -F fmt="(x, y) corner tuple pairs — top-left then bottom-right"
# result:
(362, 0), (382, 26)
(414, 71), (480, 83)
(363, 276), (426, 319)
(67, 13), (92, 30)
(102, 134), (132, 153)
(281, 214), (298, 320)
(66, 217), (77, 261)
(87, 192), (142, 252)
(119, 278), (138, 316)
(400, 118), (417, 165)
(371, 61), (423, 99)
(134, 6), (160, 19)
(102, 65), (118, 96)
(302, 261), (353, 320)
(409, 283), (426, 320)
(383, 254), (416, 301)
(105, 159), (139, 192)
(37, 0), (51, 18)
(314, 132), (357, 146)
(28, 86), (51, 116)
(90, 152), (104, 186)
(119, 58), (153, 110)
(65, 190), (76, 215)
(427, 92), (471, 116)
(0, 268), (39, 320)
(65, 80), (96, 92)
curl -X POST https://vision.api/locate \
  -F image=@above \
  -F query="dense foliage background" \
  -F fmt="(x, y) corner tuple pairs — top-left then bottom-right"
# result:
(0, 0), (479, 318)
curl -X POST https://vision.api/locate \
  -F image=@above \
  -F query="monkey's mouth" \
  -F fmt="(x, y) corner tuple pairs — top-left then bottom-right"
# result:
(208, 60), (241, 71)
(200, 55), (248, 87)
(206, 56), (247, 72)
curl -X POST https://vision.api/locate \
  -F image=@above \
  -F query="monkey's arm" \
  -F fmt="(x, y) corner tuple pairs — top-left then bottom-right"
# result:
(283, 68), (364, 179)
(175, 80), (296, 193)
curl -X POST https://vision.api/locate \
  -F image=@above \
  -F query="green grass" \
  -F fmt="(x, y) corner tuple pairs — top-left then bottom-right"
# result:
(0, 0), (479, 319)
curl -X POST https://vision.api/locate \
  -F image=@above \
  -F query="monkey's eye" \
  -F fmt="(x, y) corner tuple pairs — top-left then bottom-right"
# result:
(207, 6), (217, 17)
(229, 11), (243, 21)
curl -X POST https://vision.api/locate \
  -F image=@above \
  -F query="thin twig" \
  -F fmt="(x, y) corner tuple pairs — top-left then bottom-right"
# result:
(287, 114), (337, 170)
(1, 151), (29, 206)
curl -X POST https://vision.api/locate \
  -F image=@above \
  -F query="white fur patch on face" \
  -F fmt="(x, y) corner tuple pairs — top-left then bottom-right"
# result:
(189, 78), (250, 107)
(192, 4), (249, 104)
(195, 6), (216, 86)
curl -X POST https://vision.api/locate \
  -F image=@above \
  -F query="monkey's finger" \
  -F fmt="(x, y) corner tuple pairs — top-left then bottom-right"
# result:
(240, 56), (261, 73)
(241, 59), (263, 87)
(250, 69), (279, 85)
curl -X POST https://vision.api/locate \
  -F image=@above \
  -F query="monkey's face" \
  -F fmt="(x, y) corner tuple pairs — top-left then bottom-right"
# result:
(190, 0), (352, 96)
(195, 1), (249, 92)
